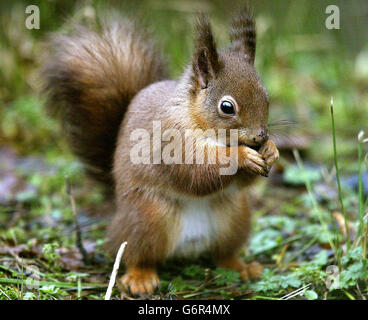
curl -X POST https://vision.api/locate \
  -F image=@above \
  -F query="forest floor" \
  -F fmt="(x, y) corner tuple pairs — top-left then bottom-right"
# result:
(0, 136), (367, 300)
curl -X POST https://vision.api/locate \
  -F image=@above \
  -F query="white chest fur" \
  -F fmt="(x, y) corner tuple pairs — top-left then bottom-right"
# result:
(170, 181), (243, 258)
(173, 197), (218, 258)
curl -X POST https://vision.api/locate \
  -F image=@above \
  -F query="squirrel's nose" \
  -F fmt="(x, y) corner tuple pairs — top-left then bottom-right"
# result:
(253, 128), (268, 145)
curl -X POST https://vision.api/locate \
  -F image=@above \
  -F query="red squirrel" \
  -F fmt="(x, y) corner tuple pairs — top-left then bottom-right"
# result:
(42, 6), (279, 296)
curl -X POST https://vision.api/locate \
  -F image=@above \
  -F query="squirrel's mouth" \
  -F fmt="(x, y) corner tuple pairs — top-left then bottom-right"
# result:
(223, 136), (262, 151)
(237, 142), (261, 152)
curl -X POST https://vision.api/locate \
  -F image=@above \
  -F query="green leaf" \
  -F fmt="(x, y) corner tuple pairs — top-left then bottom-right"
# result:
(311, 250), (328, 266)
(304, 290), (318, 300)
(249, 269), (302, 294)
(249, 229), (283, 254)
(284, 165), (321, 186)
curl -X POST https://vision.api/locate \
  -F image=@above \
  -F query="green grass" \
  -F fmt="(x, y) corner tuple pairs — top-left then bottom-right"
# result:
(330, 99), (351, 249)
(0, 0), (368, 300)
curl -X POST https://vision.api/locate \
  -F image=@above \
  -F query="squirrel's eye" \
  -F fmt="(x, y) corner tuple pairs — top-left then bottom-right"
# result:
(219, 100), (235, 116)
(218, 96), (238, 118)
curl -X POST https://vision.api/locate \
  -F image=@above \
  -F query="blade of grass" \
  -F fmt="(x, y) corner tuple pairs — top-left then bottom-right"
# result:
(363, 210), (368, 259)
(251, 295), (280, 300)
(283, 236), (318, 265)
(342, 289), (355, 300)
(330, 97), (351, 249)
(293, 148), (340, 265)
(362, 142), (368, 258)
(77, 277), (82, 299)
(363, 155), (368, 257)
(0, 278), (105, 290)
(20, 260), (24, 300)
(358, 131), (364, 240)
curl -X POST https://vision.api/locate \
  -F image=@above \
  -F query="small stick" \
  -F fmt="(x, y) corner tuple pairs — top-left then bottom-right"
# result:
(279, 283), (311, 300)
(65, 176), (91, 265)
(105, 241), (127, 300)
(0, 287), (11, 300)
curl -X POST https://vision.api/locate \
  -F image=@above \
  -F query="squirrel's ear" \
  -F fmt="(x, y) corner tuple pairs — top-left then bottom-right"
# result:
(229, 6), (256, 64)
(192, 15), (220, 89)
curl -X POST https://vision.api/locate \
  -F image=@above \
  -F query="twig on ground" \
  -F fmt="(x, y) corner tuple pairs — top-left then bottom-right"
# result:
(105, 241), (127, 300)
(0, 287), (11, 300)
(65, 176), (91, 265)
(279, 283), (311, 300)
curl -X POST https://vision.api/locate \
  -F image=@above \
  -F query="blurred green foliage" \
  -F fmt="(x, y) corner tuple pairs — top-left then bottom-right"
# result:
(0, 0), (368, 300)
(1, 0), (368, 162)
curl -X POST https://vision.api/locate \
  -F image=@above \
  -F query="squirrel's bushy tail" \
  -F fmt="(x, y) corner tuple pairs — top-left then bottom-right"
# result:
(42, 17), (167, 187)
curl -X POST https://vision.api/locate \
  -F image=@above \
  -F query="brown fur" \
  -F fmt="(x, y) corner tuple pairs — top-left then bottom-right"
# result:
(42, 7), (279, 296)
(229, 5), (257, 64)
(192, 14), (221, 92)
(42, 17), (167, 188)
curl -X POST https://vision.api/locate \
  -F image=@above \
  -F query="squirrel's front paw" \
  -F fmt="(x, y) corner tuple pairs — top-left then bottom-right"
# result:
(259, 140), (279, 169)
(240, 146), (269, 177)
(119, 267), (160, 297)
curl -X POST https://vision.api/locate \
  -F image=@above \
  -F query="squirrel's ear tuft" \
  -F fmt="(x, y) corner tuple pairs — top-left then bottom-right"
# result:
(229, 5), (256, 64)
(192, 14), (220, 89)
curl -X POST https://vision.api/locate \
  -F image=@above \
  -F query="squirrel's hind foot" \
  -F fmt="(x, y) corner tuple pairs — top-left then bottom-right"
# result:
(216, 256), (263, 281)
(239, 261), (264, 281)
(119, 266), (160, 297)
